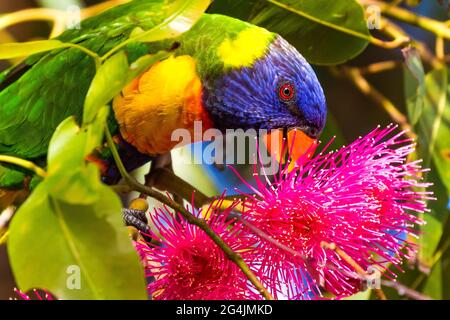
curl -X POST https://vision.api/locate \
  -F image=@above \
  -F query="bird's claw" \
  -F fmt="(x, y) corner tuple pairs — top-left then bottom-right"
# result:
(122, 208), (150, 235)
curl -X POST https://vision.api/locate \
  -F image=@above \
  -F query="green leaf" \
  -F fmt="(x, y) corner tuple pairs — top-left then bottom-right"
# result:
(422, 261), (443, 299)
(422, 71), (450, 195)
(84, 52), (129, 124)
(208, 0), (260, 21)
(344, 290), (371, 300)
(46, 112), (107, 205)
(441, 224), (450, 299)
(420, 166), (448, 270)
(105, 0), (211, 60)
(8, 181), (147, 300)
(403, 47), (426, 125)
(47, 112), (107, 174)
(133, 0), (212, 43)
(8, 114), (147, 299)
(406, 67), (450, 268)
(210, 0), (370, 65)
(85, 105), (110, 154)
(46, 165), (102, 206)
(0, 40), (70, 60)
(47, 117), (85, 173)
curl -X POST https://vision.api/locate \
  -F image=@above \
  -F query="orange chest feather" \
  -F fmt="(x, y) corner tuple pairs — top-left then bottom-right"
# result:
(113, 55), (212, 155)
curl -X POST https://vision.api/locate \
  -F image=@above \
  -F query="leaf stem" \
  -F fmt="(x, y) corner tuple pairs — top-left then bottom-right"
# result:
(104, 127), (273, 300)
(50, 197), (102, 299)
(381, 280), (432, 300)
(0, 155), (47, 178)
(65, 43), (102, 69)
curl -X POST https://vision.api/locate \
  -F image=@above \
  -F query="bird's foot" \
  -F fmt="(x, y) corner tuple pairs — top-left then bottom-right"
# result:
(123, 198), (151, 241)
(122, 208), (150, 235)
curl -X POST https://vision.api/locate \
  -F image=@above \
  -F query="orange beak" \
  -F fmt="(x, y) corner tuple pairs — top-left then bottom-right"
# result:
(263, 128), (318, 170)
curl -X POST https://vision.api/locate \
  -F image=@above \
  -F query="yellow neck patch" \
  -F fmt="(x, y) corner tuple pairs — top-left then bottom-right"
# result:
(218, 27), (273, 68)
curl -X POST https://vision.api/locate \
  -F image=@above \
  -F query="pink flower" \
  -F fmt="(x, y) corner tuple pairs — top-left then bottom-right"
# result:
(136, 200), (262, 300)
(233, 125), (433, 299)
(13, 288), (55, 300)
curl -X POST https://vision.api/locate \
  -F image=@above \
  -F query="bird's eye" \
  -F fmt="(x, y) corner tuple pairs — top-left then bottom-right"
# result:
(278, 82), (295, 102)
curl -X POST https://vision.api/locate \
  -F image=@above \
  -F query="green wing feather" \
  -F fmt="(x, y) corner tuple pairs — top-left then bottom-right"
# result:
(0, 0), (258, 192)
(0, 0), (170, 161)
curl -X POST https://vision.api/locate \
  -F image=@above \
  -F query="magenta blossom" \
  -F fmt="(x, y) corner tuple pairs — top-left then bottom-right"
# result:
(13, 288), (55, 300)
(233, 125), (433, 299)
(135, 200), (262, 300)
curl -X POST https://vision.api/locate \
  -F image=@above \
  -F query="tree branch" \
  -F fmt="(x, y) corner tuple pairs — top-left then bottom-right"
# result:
(381, 280), (432, 300)
(105, 127), (273, 300)
(0, 155), (47, 178)
(147, 168), (210, 208)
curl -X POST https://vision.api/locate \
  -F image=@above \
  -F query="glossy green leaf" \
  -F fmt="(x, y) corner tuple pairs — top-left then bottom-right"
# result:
(133, 0), (212, 43)
(403, 47), (426, 125)
(344, 290), (371, 300)
(46, 111), (109, 205)
(210, 0), (370, 65)
(441, 223), (450, 299)
(84, 105), (110, 155)
(420, 166), (448, 270)
(46, 165), (102, 206)
(422, 261), (443, 299)
(419, 69), (450, 190)
(405, 67), (450, 268)
(0, 40), (70, 60)
(208, 0), (260, 21)
(8, 181), (147, 300)
(83, 52), (129, 124)
(47, 117), (86, 173)
(8, 113), (147, 300)
(48, 110), (107, 173)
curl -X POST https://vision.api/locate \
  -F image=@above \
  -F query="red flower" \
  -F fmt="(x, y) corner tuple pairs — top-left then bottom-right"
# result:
(13, 288), (55, 300)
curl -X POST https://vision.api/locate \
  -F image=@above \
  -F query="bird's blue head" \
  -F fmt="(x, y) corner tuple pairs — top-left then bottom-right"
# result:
(203, 34), (327, 140)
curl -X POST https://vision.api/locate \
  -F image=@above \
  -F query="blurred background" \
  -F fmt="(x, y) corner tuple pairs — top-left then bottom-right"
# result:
(0, 0), (449, 300)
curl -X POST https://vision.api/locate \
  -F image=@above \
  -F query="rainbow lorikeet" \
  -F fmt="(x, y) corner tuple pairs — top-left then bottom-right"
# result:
(0, 0), (327, 222)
